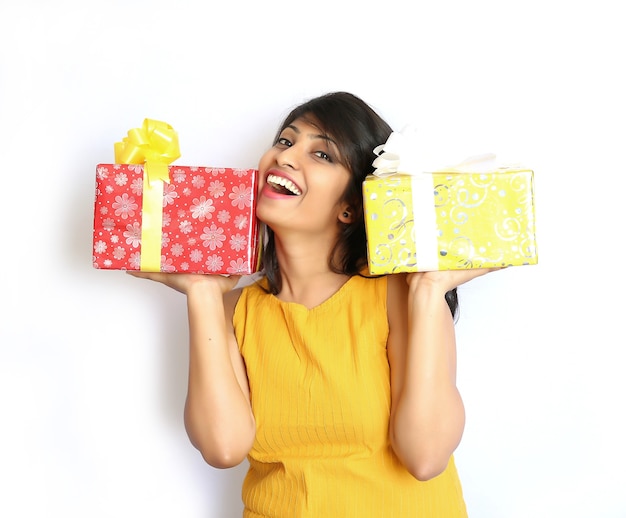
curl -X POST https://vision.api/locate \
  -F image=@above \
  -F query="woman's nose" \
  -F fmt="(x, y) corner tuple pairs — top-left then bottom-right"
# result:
(276, 143), (300, 169)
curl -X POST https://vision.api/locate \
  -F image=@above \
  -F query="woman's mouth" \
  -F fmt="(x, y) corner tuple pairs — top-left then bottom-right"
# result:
(266, 173), (302, 196)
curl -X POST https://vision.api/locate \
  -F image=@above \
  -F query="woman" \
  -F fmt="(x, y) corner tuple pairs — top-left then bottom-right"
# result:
(130, 92), (496, 517)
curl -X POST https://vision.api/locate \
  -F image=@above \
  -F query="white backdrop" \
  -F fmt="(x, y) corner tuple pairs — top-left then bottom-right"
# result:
(1, 1), (625, 517)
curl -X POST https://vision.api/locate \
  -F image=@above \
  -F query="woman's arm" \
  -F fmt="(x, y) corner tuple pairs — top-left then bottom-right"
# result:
(128, 272), (255, 468)
(386, 269), (495, 481)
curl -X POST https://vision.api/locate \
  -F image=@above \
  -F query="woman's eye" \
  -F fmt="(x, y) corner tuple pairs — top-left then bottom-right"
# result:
(277, 137), (292, 147)
(315, 151), (332, 162)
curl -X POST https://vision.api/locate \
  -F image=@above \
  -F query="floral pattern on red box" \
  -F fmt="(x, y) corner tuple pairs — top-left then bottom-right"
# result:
(93, 164), (261, 274)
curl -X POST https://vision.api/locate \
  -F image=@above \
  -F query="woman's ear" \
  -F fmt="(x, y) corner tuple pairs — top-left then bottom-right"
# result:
(338, 206), (354, 224)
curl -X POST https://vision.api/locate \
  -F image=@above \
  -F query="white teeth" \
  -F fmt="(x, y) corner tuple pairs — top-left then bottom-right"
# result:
(267, 174), (302, 195)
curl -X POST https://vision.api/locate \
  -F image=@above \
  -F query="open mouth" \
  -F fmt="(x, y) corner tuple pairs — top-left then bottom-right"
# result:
(266, 173), (302, 196)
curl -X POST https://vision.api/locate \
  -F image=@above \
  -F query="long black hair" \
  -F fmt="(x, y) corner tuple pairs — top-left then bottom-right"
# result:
(259, 92), (458, 318)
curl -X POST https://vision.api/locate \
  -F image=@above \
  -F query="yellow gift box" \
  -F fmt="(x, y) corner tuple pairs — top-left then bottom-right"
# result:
(362, 131), (538, 274)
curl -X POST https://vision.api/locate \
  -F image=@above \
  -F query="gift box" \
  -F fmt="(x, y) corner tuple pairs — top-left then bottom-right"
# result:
(362, 130), (538, 274)
(92, 119), (261, 274)
(93, 164), (261, 274)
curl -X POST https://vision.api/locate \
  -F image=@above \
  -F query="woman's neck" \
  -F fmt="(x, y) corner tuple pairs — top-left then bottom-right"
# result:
(273, 233), (349, 309)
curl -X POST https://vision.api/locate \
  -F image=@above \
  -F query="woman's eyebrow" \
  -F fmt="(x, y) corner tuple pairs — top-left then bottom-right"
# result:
(312, 134), (338, 147)
(286, 124), (338, 148)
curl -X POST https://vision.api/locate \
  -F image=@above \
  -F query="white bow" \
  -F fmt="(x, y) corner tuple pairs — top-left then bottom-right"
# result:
(372, 125), (499, 177)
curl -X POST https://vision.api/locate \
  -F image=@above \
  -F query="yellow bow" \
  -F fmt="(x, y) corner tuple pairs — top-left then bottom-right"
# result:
(115, 118), (181, 184)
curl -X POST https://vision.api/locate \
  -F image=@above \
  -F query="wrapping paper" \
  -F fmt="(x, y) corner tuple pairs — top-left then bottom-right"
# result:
(93, 164), (261, 274)
(362, 167), (538, 274)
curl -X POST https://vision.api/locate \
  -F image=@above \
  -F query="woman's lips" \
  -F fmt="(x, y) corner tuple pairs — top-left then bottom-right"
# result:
(261, 182), (292, 199)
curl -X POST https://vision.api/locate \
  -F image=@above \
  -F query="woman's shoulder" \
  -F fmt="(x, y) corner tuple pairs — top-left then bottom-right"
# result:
(353, 271), (407, 293)
(223, 286), (244, 328)
(227, 275), (269, 315)
(345, 273), (407, 312)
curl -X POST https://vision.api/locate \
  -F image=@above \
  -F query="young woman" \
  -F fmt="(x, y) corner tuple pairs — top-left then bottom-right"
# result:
(130, 92), (496, 517)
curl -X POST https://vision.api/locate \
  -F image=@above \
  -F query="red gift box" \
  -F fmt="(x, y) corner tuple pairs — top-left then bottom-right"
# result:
(92, 164), (262, 274)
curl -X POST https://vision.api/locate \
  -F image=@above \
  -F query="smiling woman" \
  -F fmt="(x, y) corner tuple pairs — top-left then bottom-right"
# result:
(129, 91), (498, 518)
(257, 94), (395, 298)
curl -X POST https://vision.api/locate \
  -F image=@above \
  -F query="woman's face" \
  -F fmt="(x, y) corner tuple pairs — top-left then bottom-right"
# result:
(256, 117), (353, 235)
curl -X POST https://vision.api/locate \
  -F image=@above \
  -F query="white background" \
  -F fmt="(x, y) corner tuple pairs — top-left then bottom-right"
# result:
(1, 1), (625, 517)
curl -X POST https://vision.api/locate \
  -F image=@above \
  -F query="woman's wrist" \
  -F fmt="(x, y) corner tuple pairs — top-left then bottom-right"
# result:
(407, 273), (450, 301)
(186, 277), (228, 304)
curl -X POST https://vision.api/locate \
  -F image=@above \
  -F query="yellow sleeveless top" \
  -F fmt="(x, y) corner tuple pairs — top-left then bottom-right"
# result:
(233, 275), (467, 518)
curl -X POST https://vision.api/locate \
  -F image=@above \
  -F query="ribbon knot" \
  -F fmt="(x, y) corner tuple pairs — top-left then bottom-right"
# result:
(114, 118), (181, 184)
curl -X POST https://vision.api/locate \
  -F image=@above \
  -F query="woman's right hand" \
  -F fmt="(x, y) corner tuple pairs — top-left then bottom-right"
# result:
(126, 270), (241, 296)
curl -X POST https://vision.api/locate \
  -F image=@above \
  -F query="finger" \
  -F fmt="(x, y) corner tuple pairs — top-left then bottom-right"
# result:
(126, 270), (165, 282)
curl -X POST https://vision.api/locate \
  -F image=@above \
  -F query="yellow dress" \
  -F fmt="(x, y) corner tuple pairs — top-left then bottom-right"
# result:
(233, 275), (467, 518)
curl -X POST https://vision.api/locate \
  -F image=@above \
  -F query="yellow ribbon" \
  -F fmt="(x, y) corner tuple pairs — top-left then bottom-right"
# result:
(115, 119), (181, 271)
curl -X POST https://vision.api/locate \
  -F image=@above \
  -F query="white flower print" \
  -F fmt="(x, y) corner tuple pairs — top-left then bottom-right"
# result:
(172, 168), (186, 183)
(208, 180), (226, 198)
(162, 183), (178, 207)
(113, 246), (126, 260)
(96, 166), (109, 180)
(103, 218), (115, 231)
(233, 168), (248, 178)
(130, 252), (141, 269)
(94, 240), (107, 253)
(161, 232), (170, 248)
(217, 210), (230, 223)
(205, 254), (224, 272)
(105, 185), (115, 194)
(179, 220), (193, 234)
(124, 222), (142, 248)
(229, 184), (252, 209)
(201, 224), (226, 250)
(113, 193), (138, 219)
(206, 167), (225, 176)
(111, 235), (119, 244)
(234, 214), (248, 230)
(190, 249), (204, 263)
(131, 177), (143, 195)
(100, 206), (109, 215)
(103, 259), (113, 267)
(180, 262), (190, 271)
(115, 172), (128, 186)
(191, 196), (215, 221)
(128, 164), (143, 174)
(171, 243), (184, 257)
(187, 237), (197, 246)
(182, 187), (192, 196)
(229, 233), (247, 252)
(161, 256), (176, 272)
(192, 175), (205, 189)
(227, 258), (248, 274)
(162, 212), (172, 227)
